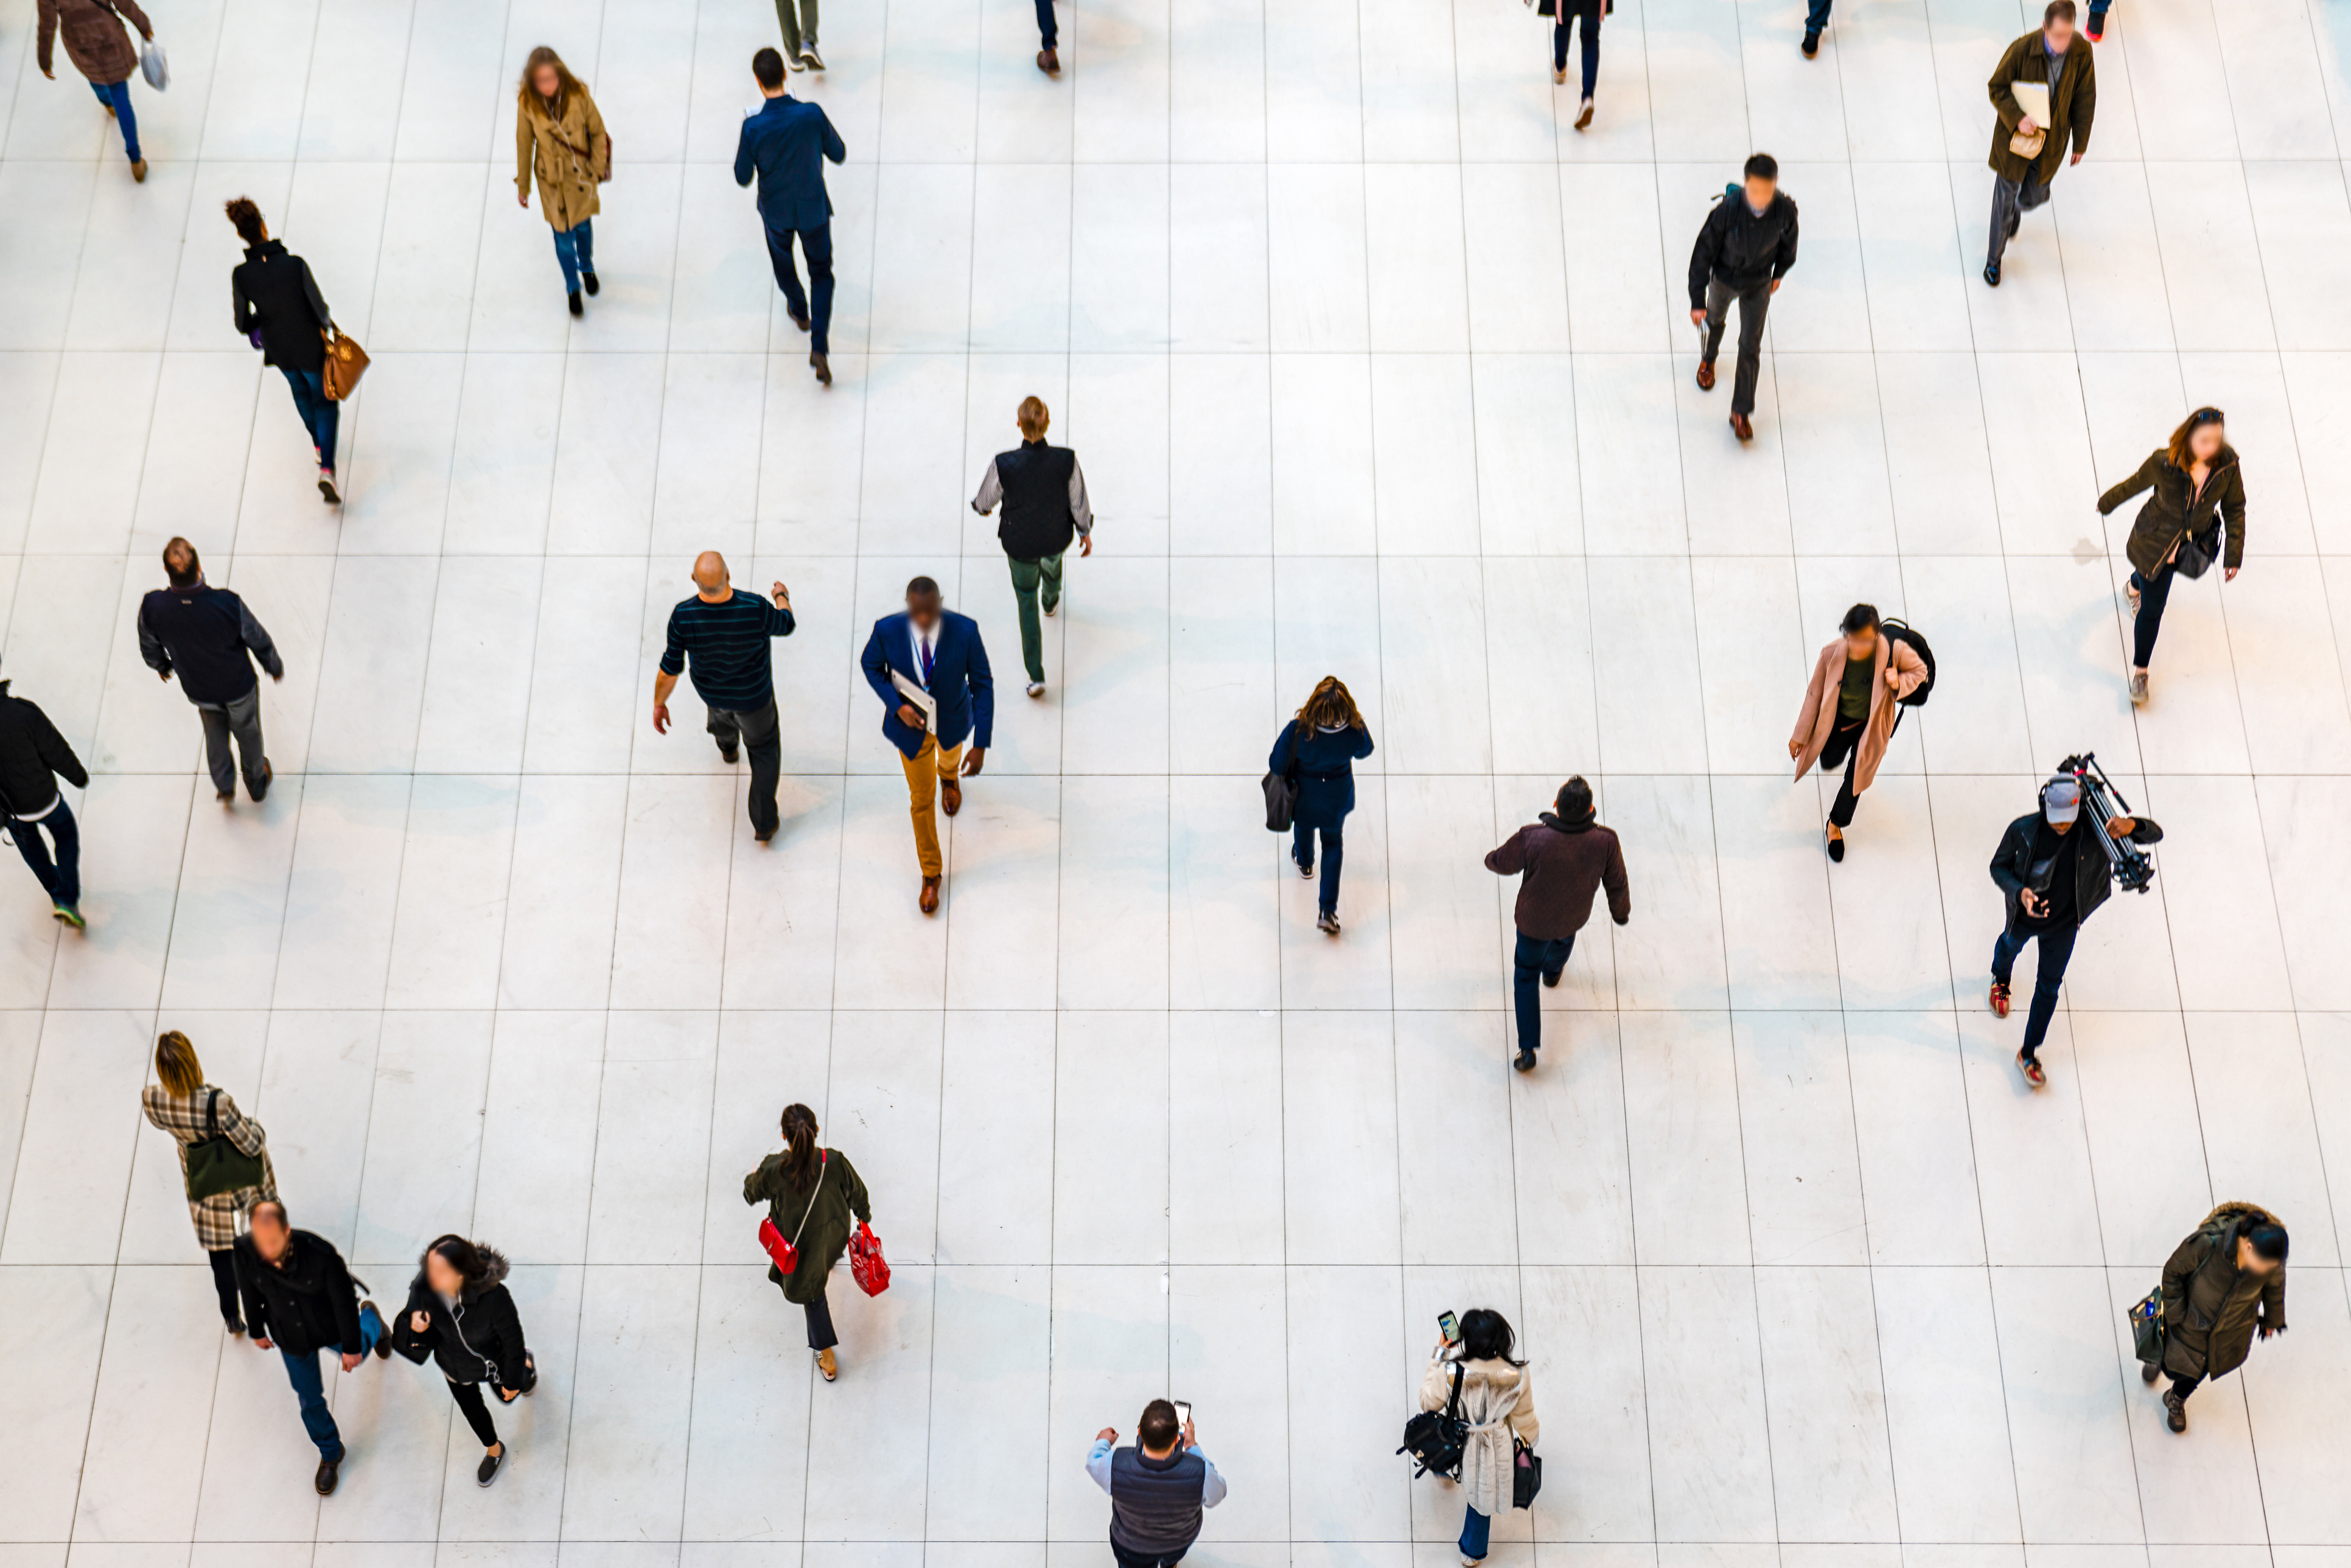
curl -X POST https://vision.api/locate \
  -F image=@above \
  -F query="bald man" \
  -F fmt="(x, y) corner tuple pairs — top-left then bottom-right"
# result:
(655, 552), (796, 840)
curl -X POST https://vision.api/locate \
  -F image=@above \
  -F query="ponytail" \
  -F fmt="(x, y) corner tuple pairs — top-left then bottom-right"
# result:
(780, 1103), (821, 1186)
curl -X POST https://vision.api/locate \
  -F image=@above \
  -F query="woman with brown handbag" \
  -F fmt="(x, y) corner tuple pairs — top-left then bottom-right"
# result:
(226, 197), (342, 503)
(515, 46), (610, 318)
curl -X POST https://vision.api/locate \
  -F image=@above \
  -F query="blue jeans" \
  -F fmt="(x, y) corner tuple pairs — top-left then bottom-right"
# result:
(279, 1301), (385, 1462)
(1036, 0), (1057, 47)
(551, 218), (595, 293)
(2128, 565), (2173, 669)
(1553, 7), (1599, 97)
(1459, 1505), (1491, 1562)
(1993, 918), (2078, 1060)
(1512, 930), (1576, 1054)
(1804, 0), (1832, 35)
(11, 798), (79, 908)
(280, 366), (339, 469)
(91, 80), (140, 162)
(763, 220), (834, 354)
(1292, 820), (1343, 916)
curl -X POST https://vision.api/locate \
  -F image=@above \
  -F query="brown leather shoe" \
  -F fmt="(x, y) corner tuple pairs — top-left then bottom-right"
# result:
(810, 352), (831, 386)
(132, 158), (148, 183)
(920, 876), (941, 915)
(1573, 98), (1594, 131)
(1038, 47), (1060, 74)
(1695, 360), (1716, 391)
(1729, 412), (1753, 441)
(941, 779), (962, 817)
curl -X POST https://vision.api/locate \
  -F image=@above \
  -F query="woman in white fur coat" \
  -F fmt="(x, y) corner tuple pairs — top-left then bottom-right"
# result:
(1417, 1308), (1540, 1565)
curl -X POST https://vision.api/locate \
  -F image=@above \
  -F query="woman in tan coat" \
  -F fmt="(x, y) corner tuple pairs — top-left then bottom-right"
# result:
(1789, 603), (1926, 862)
(139, 1030), (277, 1336)
(1416, 1309), (1538, 1566)
(514, 46), (610, 316)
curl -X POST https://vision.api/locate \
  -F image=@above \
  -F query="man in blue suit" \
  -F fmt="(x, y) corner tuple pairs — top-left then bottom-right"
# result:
(734, 46), (847, 385)
(860, 577), (994, 913)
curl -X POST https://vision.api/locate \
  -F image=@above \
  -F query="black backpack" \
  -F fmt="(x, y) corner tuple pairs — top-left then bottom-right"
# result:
(1399, 1363), (1467, 1480)
(1881, 617), (1936, 708)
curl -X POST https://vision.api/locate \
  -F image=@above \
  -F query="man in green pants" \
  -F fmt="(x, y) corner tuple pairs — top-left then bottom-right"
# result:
(971, 396), (1094, 699)
(775, 0), (822, 69)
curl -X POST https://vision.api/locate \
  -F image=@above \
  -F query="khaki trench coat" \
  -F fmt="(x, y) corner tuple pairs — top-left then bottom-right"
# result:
(516, 85), (609, 233)
(1790, 634), (1926, 797)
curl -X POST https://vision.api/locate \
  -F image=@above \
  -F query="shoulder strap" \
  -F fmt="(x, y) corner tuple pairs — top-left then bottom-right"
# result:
(206, 1087), (220, 1138)
(790, 1151), (830, 1247)
(1443, 1361), (1464, 1420)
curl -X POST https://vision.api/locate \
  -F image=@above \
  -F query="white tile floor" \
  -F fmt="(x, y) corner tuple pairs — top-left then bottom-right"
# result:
(2, 0), (2351, 1558)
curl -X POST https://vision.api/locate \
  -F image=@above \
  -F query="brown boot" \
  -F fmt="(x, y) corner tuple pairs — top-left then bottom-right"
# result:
(920, 875), (941, 915)
(1729, 411), (1753, 441)
(941, 779), (962, 817)
(1037, 47), (1060, 74)
(2164, 1389), (2187, 1433)
(132, 158), (148, 183)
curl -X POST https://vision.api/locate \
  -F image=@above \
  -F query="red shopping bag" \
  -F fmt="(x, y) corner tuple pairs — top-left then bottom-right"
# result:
(849, 1221), (890, 1296)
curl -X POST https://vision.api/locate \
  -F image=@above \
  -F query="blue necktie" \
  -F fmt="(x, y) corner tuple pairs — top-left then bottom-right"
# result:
(918, 633), (935, 686)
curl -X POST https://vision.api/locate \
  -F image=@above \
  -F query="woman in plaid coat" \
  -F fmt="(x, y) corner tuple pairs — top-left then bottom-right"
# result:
(139, 1030), (276, 1334)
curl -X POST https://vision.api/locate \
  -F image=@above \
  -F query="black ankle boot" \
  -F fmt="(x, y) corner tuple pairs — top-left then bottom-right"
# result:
(583, 271), (599, 296)
(568, 289), (584, 317)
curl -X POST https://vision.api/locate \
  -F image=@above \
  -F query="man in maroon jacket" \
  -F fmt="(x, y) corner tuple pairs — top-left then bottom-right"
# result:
(1485, 777), (1630, 1071)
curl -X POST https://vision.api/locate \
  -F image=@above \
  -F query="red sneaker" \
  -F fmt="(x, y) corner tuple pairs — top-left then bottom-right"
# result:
(2017, 1050), (2047, 1089)
(1988, 980), (2011, 1019)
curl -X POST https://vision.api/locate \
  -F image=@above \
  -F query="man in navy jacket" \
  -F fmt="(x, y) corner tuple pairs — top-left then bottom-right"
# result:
(859, 577), (993, 913)
(734, 46), (847, 384)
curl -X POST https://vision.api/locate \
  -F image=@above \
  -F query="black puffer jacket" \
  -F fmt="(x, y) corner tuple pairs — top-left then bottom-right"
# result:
(0, 683), (87, 820)
(1687, 187), (1800, 307)
(1988, 807), (2162, 930)
(233, 1228), (366, 1357)
(390, 1247), (531, 1389)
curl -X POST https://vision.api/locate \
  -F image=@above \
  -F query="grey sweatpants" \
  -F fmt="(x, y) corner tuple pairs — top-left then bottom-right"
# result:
(195, 687), (270, 800)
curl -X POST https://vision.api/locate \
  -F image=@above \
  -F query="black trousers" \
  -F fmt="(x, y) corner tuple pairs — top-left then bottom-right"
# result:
(2170, 1371), (2204, 1402)
(708, 698), (783, 838)
(1701, 276), (1773, 417)
(805, 1287), (837, 1350)
(1111, 1540), (1188, 1568)
(447, 1354), (534, 1449)
(208, 1247), (242, 1326)
(1818, 715), (1865, 828)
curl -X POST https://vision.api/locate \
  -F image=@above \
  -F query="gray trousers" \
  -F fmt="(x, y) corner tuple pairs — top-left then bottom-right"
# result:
(1702, 275), (1773, 417)
(775, 0), (818, 53)
(195, 687), (269, 800)
(1988, 173), (2050, 268)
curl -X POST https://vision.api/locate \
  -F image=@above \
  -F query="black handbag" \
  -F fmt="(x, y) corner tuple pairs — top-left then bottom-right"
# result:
(184, 1088), (267, 1202)
(1262, 724), (1301, 832)
(2170, 521), (2223, 580)
(1399, 1363), (1468, 1479)
(2128, 1289), (2165, 1367)
(1511, 1437), (1543, 1508)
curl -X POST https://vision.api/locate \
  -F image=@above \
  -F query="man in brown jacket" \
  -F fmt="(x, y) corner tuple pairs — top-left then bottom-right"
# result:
(1484, 777), (1630, 1072)
(1983, 0), (2095, 285)
(36, 0), (154, 181)
(2145, 1202), (2286, 1434)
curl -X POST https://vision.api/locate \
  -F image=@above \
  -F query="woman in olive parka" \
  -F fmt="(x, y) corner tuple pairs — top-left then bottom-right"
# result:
(2143, 1200), (2286, 1434)
(743, 1102), (872, 1382)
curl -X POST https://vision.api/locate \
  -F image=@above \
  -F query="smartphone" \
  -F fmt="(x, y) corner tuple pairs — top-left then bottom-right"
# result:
(1438, 1311), (1461, 1347)
(1173, 1401), (1192, 1427)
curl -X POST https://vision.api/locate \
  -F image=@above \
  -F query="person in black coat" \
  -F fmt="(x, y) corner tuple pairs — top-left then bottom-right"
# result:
(391, 1234), (534, 1488)
(232, 1200), (388, 1496)
(1269, 676), (1376, 937)
(1986, 773), (2161, 1089)
(1688, 152), (1799, 441)
(225, 197), (341, 503)
(138, 537), (283, 806)
(0, 677), (89, 927)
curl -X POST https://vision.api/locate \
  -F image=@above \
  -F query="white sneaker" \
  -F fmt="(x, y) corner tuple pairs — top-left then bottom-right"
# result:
(2128, 669), (2148, 705)
(1025, 680), (1045, 698)
(2126, 579), (2140, 613)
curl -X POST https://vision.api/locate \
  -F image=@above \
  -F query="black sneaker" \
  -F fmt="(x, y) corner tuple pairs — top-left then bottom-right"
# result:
(582, 271), (600, 296)
(1801, 29), (1818, 55)
(478, 1448), (504, 1486)
(568, 289), (584, 317)
(316, 1458), (341, 1496)
(225, 1315), (246, 1337)
(1983, 259), (2001, 287)
(2086, 11), (2103, 37)
(1513, 1048), (1537, 1073)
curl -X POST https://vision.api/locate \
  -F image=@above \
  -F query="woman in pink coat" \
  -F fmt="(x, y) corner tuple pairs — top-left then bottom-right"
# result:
(1789, 604), (1926, 862)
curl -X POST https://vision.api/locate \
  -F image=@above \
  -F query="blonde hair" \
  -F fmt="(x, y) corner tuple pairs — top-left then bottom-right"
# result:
(156, 1031), (205, 1098)
(1296, 675), (1365, 731)
(1017, 396), (1049, 439)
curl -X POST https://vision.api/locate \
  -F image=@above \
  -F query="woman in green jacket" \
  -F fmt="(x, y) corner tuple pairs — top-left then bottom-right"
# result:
(743, 1103), (870, 1382)
(2145, 1201), (2285, 1434)
(2097, 406), (2245, 706)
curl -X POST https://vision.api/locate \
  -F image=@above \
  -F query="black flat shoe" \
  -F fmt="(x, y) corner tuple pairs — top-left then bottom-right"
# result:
(1801, 30), (1818, 55)
(1513, 1049), (1537, 1073)
(568, 289), (584, 316)
(477, 1449), (504, 1486)
(1983, 260), (2001, 287)
(1825, 825), (1844, 863)
(582, 271), (599, 296)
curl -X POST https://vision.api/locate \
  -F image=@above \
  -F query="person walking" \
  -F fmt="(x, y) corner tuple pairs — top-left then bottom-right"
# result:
(1086, 1399), (1229, 1568)
(1483, 777), (1630, 1072)
(1546, 0), (1604, 129)
(742, 1103), (872, 1384)
(36, 0), (155, 181)
(970, 395), (1094, 699)
(141, 1030), (277, 1336)
(514, 47), (609, 319)
(1416, 1309), (1538, 1568)
(1035, 0), (1063, 75)
(735, 46), (846, 386)
(1688, 153), (1799, 442)
(652, 552), (795, 842)
(1800, 0), (1831, 55)
(226, 198), (341, 503)
(1983, 0), (2095, 287)
(858, 577), (994, 913)
(389, 1235), (535, 1487)
(1269, 677), (1375, 938)
(1787, 604), (1927, 862)
(138, 537), (283, 806)
(0, 672), (89, 927)
(2097, 406), (2244, 706)
(2143, 1203), (2286, 1434)
(775, 0), (823, 71)
(232, 1199), (388, 1497)
(1986, 774), (2162, 1088)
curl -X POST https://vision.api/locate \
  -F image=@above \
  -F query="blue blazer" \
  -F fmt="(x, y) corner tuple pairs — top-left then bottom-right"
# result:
(1270, 720), (1375, 829)
(733, 96), (846, 232)
(861, 610), (996, 759)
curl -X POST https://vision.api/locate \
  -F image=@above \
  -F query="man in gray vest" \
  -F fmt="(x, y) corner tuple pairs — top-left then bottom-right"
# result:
(1086, 1399), (1228, 1568)
(971, 394), (1093, 699)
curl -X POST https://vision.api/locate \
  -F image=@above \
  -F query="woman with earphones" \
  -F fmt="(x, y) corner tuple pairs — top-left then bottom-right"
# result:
(2097, 406), (2246, 706)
